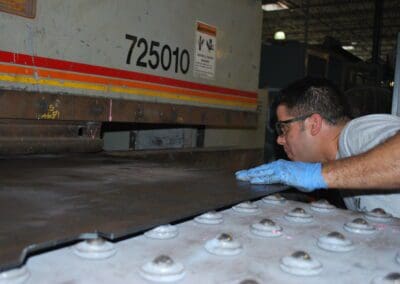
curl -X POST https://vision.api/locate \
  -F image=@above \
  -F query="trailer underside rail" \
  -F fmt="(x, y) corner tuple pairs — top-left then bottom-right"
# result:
(0, 154), (285, 271)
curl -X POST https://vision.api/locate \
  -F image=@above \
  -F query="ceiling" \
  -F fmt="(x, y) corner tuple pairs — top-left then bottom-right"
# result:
(262, 0), (400, 61)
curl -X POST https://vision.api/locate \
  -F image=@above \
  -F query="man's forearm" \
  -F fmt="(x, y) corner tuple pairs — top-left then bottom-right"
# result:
(322, 133), (400, 189)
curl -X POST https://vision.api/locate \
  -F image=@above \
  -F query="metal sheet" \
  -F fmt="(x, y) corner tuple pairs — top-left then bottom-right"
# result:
(0, 154), (284, 271)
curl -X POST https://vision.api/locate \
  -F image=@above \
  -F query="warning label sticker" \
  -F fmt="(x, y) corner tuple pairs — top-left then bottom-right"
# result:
(0, 0), (36, 18)
(193, 21), (216, 80)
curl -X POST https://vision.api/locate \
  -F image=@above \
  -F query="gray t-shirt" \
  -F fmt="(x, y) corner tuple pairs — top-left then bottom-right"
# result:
(338, 114), (400, 217)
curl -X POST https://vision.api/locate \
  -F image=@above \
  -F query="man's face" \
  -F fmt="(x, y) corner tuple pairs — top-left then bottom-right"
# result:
(275, 104), (315, 162)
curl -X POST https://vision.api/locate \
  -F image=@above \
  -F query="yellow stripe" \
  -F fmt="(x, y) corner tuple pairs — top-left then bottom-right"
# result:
(39, 78), (109, 92)
(0, 74), (256, 109)
(0, 74), (38, 84)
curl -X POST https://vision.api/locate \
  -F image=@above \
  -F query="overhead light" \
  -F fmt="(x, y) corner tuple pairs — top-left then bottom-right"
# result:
(262, 1), (289, 12)
(342, 45), (355, 51)
(274, 31), (286, 40)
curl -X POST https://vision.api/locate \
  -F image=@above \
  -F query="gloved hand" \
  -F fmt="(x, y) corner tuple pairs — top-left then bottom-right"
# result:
(236, 159), (327, 192)
(235, 163), (271, 181)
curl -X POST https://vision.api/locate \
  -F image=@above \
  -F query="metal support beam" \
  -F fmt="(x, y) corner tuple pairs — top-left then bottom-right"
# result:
(372, 0), (383, 64)
(0, 89), (258, 128)
(392, 33), (400, 116)
(303, 0), (310, 45)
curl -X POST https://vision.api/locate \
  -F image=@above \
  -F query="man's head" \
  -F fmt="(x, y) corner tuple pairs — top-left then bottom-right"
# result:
(275, 77), (349, 162)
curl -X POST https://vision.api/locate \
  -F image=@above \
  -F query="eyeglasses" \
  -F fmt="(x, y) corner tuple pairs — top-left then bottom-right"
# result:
(275, 113), (314, 136)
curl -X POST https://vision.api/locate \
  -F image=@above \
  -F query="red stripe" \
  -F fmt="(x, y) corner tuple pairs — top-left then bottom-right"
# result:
(0, 50), (257, 99)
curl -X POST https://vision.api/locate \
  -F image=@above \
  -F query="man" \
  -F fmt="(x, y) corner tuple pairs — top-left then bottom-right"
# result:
(236, 77), (400, 217)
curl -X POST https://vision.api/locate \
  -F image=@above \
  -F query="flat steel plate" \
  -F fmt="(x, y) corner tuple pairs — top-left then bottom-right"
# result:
(0, 154), (285, 271)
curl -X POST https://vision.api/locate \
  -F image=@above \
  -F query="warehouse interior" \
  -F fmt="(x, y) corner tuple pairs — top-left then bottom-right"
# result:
(0, 0), (399, 282)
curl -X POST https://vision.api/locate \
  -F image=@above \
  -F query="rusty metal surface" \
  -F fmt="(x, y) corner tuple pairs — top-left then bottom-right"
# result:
(0, 119), (102, 154)
(0, 89), (258, 128)
(0, 154), (285, 272)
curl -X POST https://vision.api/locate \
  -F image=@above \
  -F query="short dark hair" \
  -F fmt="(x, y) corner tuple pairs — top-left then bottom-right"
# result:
(277, 77), (349, 124)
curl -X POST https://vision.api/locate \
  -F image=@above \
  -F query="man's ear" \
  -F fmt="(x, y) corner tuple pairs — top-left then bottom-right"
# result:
(308, 113), (323, 136)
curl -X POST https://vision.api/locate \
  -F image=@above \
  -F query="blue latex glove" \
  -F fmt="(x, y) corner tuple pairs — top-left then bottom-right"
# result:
(235, 163), (272, 181)
(237, 159), (328, 192)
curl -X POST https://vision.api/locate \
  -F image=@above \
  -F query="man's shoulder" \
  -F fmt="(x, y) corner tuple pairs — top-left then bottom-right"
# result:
(348, 113), (400, 125)
(343, 114), (400, 133)
(338, 114), (400, 158)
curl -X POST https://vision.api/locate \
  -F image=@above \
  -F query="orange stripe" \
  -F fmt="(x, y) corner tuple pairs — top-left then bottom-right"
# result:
(0, 64), (34, 76)
(0, 63), (257, 104)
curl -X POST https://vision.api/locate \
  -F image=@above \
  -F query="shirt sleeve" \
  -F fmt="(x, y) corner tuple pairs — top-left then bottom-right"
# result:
(338, 114), (400, 158)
